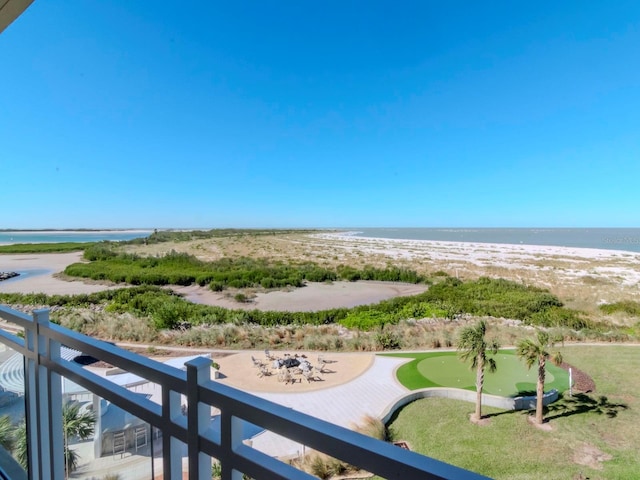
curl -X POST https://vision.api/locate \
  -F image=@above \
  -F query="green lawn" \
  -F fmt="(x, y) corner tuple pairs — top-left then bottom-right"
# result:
(383, 350), (569, 396)
(383, 345), (639, 480)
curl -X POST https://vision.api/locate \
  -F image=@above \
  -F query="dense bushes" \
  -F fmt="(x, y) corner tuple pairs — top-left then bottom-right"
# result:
(83, 243), (119, 261)
(1, 277), (594, 333)
(337, 265), (423, 283)
(0, 242), (95, 254)
(65, 249), (426, 290)
(423, 277), (566, 323)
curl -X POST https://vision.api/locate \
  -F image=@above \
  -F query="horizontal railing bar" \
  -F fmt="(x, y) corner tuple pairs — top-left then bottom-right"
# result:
(0, 327), (27, 356)
(232, 443), (317, 480)
(0, 444), (27, 480)
(198, 381), (489, 480)
(43, 322), (188, 394)
(42, 357), (192, 443)
(199, 434), (314, 480)
(234, 445), (317, 480)
(0, 305), (32, 327)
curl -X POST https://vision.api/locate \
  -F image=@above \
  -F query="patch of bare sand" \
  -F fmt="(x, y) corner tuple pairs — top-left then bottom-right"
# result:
(573, 443), (613, 470)
(175, 281), (428, 311)
(213, 351), (374, 393)
(0, 253), (112, 295)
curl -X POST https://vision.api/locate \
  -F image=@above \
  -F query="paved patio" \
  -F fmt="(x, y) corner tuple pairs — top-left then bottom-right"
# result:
(242, 355), (410, 458)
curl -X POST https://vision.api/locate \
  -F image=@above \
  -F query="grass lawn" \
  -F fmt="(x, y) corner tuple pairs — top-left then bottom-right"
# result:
(383, 350), (569, 396)
(384, 345), (639, 480)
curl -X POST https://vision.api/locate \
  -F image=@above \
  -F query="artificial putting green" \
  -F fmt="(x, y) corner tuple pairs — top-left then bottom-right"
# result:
(382, 350), (569, 397)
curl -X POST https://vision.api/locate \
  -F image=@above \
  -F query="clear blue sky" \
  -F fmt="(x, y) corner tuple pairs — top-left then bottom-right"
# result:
(2, 1), (639, 229)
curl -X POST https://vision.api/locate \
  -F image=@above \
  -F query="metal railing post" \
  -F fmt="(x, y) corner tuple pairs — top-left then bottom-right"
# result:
(186, 357), (213, 480)
(46, 331), (63, 479)
(220, 410), (244, 480)
(26, 309), (64, 480)
(162, 385), (184, 479)
(24, 312), (40, 480)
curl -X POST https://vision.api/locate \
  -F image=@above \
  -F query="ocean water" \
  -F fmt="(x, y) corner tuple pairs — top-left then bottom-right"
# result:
(350, 228), (640, 253)
(0, 230), (152, 245)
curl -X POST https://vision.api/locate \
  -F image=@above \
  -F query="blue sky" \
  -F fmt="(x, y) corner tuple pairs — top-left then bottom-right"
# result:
(1, 1), (639, 229)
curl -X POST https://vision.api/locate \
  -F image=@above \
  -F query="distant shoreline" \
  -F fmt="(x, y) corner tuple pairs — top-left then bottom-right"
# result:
(318, 231), (640, 257)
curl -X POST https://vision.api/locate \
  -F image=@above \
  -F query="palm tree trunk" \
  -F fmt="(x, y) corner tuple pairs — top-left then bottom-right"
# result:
(536, 357), (546, 424)
(475, 354), (484, 420)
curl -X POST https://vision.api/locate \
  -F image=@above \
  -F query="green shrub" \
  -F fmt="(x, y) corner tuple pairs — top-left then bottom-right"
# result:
(424, 277), (564, 321)
(0, 242), (94, 254)
(528, 306), (592, 330)
(340, 311), (392, 330)
(599, 301), (640, 316)
(234, 293), (249, 303)
(374, 330), (401, 350)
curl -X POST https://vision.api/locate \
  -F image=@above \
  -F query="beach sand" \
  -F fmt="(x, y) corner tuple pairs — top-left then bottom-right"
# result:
(175, 281), (428, 311)
(0, 252), (112, 295)
(211, 350), (374, 393)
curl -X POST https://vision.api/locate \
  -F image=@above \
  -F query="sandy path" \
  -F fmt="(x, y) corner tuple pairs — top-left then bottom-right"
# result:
(175, 281), (428, 311)
(0, 253), (111, 295)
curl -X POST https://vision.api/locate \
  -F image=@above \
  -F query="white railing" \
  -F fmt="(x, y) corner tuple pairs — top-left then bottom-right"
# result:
(0, 305), (488, 480)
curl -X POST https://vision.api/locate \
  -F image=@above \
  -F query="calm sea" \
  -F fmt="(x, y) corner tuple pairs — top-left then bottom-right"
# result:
(350, 228), (640, 253)
(0, 230), (152, 245)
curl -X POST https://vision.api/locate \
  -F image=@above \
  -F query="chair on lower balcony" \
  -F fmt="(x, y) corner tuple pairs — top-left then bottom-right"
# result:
(112, 430), (126, 458)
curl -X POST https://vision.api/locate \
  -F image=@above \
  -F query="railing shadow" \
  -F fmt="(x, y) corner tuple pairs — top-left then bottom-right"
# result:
(545, 393), (628, 421)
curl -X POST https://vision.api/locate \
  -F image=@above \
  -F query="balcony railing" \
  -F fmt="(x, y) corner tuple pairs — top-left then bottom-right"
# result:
(0, 305), (487, 480)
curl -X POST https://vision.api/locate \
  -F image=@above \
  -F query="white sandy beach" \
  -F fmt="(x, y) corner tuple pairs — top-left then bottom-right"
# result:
(308, 232), (640, 293)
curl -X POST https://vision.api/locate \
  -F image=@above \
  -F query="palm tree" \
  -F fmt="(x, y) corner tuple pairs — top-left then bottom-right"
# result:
(457, 319), (500, 421)
(0, 415), (15, 452)
(62, 402), (95, 472)
(14, 421), (27, 470)
(517, 330), (563, 425)
(13, 402), (95, 472)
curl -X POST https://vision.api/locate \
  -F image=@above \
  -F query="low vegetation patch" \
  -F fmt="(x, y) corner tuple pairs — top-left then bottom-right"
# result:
(0, 242), (95, 254)
(424, 277), (591, 329)
(1, 276), (602, 336)
(122, 228), (322, 245)
(599, 300), (640, 317)
(65, 247), (428, 289)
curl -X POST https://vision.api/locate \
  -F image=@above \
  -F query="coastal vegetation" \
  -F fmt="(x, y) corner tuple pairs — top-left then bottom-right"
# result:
(599, 300), (640, 316)
(0, 242), (95, 254)
(0, 229), (322, 254)
(1, 275), (587, 330)
(65, 246), (426, 288)
(122, 228), (322, 245)
(0, 273), (609, 352)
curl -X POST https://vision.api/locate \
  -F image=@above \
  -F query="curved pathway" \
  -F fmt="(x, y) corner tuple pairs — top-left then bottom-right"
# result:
(246, 355), (410, 458)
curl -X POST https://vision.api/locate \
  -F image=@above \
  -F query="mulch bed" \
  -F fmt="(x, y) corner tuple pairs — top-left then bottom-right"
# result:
(558, 361), (596, 393)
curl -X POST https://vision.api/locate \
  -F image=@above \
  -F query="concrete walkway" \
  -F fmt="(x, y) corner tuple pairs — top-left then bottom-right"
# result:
(246, 355), (410, 458)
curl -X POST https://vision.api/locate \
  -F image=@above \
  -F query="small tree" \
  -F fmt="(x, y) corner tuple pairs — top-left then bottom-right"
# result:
(0, 415), (15, 453)
(517, 330), (563, 425)
(62, 402), (96, 472)
(457, 319), (500, 421)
